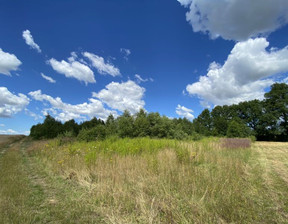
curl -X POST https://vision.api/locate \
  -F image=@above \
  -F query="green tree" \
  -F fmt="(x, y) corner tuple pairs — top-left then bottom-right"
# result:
(211, 106), (229, 136)
(193, 109), (212, 136)
(117, 110), (134, 138)
(134, 109), (149, 137)
(226, 119), (250, 138)
(105, 114), (117, 136)
(264, 83), (288, 141)
(63, 119), (79, 136)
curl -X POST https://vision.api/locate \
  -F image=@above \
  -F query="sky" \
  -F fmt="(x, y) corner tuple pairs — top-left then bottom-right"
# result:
(1, 0), (288, 135)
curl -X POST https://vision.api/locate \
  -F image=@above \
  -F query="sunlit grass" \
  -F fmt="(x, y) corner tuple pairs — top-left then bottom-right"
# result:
(27, 137), (286, 223)
(2, 137), (287, 223)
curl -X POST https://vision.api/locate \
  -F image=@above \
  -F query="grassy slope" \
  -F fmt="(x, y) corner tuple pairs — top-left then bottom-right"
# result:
(0, 138), (287, 223)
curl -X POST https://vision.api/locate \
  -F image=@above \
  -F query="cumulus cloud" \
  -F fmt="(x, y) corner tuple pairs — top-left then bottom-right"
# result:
(0, 49), (22, 76)
(0, 87), (30, 117)
(135, 74), (154, 83)
(177, 0), (288, 41)
(186, 38), (288, 106)
(29, 90), (117, 122)
(41, 73), (56, 83)
(176, 105), (194, 120)
(83, 52), (120, 77)
(49, 57), (95, 84)
(22, 30), (41, 53)
(93, 80), (145, 114)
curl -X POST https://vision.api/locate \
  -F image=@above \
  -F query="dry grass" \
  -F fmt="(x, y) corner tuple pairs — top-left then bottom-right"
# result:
(221, 138), (251, 149)
(1, 138), (288, 223)
(29, 137), (286, 223)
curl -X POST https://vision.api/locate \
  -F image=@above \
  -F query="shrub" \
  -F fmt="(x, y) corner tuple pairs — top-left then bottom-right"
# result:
(77, 125), (107, 142)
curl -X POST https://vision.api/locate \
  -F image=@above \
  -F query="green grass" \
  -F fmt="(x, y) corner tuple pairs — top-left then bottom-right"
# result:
(1, 137), (288, 223)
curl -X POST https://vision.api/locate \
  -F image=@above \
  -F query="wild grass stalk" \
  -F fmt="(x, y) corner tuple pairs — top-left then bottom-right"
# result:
(28, 137), (287, 223)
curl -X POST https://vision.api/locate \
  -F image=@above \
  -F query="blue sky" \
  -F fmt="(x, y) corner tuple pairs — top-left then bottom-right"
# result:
(1, 0), (288, 135)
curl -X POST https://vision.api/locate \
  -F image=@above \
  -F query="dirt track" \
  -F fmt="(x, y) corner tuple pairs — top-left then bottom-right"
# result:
(0, 135), (26, 144)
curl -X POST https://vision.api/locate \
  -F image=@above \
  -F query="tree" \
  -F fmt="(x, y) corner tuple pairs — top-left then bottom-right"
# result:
(105, 114), (117, 136)
(264, 83), (288, 141)
(117, 110), (134, 138)
(63, 119), (79, 136)
(211, 106), (229, 136)
(134, 109), (149, 137)
(226, 119), (251, 138)
(30, 114), (63, 139)
(193, 109), (212, 136)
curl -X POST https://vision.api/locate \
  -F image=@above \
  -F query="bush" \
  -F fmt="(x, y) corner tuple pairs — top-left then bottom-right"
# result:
(77, 125), (107, 142)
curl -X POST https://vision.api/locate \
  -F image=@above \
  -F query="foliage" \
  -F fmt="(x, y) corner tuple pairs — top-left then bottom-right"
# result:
(29, 83), (288, 141)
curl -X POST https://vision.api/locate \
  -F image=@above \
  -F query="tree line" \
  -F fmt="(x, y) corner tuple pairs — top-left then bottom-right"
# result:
(30, 83), (288, 141)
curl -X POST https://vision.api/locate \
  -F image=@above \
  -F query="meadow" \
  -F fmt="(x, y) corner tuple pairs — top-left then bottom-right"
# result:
(0, 137), (288, 223)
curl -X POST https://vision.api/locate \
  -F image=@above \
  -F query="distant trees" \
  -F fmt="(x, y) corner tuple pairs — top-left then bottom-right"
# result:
(30, 83), (288, 142)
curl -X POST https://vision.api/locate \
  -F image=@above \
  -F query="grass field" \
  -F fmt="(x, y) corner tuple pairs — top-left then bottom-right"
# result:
(0, 137), (287, 223)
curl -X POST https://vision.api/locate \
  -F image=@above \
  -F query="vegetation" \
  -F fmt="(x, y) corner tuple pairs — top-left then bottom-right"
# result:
(1, 137), (288, 223)
(30, 83), (288, 141)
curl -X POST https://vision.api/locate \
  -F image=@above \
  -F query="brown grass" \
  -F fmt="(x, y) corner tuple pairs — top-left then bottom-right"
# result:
(221, 138), (251, 149)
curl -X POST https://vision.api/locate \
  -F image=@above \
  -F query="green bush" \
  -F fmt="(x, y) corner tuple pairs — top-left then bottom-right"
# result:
(77, 125), (107, 142)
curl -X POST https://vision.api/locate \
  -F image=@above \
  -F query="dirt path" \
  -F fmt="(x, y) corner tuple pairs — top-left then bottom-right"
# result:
(0, 135), (26, 155)
(0, 137), (106, 223)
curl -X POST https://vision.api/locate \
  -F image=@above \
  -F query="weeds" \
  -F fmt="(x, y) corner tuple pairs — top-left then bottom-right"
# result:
(221, 138), (251, 149)
(2, 137), (288, 223)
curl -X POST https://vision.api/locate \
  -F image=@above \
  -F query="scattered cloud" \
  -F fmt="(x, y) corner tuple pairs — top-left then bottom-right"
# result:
(0, 128), (29, 135)
(83, 52), (120, 77)
(41, 73), (56, 83)
(0, 129), (18, 135)
(49, 56), (95, 84)
(177, 0), (288, 41)
(0, 124), (5, 127)
(135, 74), (154, 83)
(25, 108), (43, 120)
(120, 48), (131, 61)
(0, 49), (22, 76)
(186, 38), (288, 106)
(0, 87), (30, 117)
(176, 104), (194, 120)
(93, 80), (145, 114)
(22, 30), (41, 53)
(29, 90), (117, 122)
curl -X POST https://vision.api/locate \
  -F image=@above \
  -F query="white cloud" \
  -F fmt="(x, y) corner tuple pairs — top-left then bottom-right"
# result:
(120, 48), (131, 61)
(29, 90), (117, 122)
(0, 87), (30, 117)
(49, 57), (95, 84)
(83, 52), (120, 77)
(41, 73), (56, 83)
(178, 0), (288, 41)
(0, 129), (18, 135)
(120, 48), (131, 56)
(0, 124), (5, 127)
(176, 104), (194, 120)
(93, 80), (145, 114)
(186, 38), (288, 106)
(22, 30), (41, 53)
(0, 129), (29, 135)
(0, 49), (22, 76)
(25, 109), (43, 120)
(177, 0), (192, 7)
(135, 74), (154, 83)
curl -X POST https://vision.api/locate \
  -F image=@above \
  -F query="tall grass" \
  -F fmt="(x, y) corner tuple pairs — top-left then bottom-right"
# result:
(27, 137), (286, 223)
